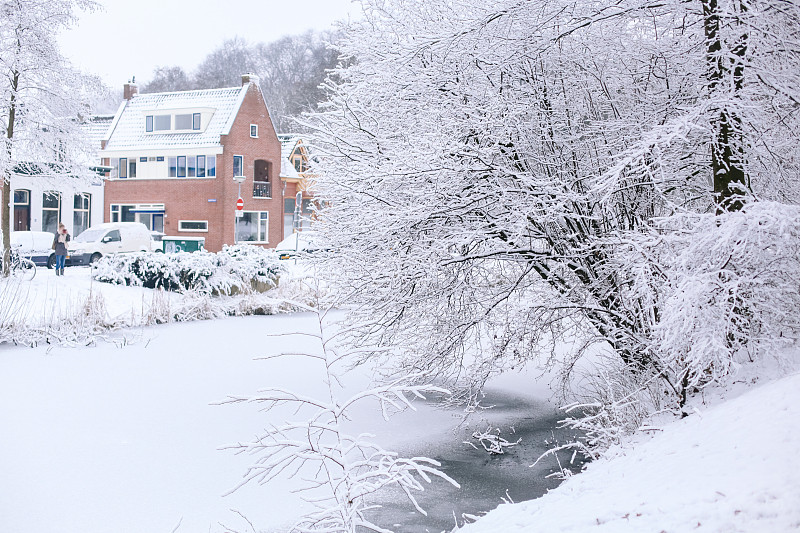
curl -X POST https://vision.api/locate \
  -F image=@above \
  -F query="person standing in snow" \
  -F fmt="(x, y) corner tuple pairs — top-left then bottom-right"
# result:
(52, 222), (70, 275)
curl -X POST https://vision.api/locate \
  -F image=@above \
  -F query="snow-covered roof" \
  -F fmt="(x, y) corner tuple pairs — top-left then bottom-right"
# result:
(103, 85), (249, 152)
(278, 134), (303, 179)
(80, 115), (114, 151)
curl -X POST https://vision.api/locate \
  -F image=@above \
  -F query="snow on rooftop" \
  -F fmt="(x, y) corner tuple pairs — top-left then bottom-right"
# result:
(103, 86), (248, 152)
(80, 115), (114, 150)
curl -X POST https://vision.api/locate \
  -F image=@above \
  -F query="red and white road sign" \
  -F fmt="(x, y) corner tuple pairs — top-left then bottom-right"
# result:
(236, 197), (244, 210)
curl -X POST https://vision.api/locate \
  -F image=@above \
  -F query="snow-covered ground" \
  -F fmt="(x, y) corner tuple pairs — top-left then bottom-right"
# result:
(0, 311), (481, 533)
(1, 267), (798, 533)
(459, 358), (800, 533)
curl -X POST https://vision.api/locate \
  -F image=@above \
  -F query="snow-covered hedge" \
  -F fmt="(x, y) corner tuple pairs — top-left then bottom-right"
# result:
(92, 245), (284, 295)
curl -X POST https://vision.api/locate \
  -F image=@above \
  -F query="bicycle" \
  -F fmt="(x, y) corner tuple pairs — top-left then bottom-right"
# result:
(8, 248), (37, 281)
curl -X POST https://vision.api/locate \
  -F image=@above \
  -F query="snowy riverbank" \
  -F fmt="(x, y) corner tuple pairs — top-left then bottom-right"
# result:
(458, 357), (800, 533)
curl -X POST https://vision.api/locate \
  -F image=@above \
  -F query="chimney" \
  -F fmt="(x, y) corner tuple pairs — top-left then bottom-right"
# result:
(241, 73), (260, 86)
(124, 78), (138, 100)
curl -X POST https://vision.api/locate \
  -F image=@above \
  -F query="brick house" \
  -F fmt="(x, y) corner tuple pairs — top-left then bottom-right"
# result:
(278, 135), (315, 238)
(101, 74), (283, 251)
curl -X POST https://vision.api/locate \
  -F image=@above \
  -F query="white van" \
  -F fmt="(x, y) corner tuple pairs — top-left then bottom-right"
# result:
(70, 222), (154, 265)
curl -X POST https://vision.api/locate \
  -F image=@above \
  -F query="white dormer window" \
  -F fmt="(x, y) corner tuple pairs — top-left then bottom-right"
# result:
(145, 110), (207, 133)
(250, 124), (258, 138)
(175, 114), (192, 130)
(154, 115), (171, 131)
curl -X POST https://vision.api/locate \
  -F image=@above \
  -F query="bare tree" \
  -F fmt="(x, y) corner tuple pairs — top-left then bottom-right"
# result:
(141, 66), (192, 93)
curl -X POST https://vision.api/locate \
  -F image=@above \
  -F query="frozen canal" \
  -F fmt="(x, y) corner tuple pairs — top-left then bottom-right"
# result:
(365, 389), (582, 532)
(0, 314), (575, 533)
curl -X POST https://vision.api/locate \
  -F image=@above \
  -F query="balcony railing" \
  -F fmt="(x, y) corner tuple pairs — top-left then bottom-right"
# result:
(253, 181), (271, 198)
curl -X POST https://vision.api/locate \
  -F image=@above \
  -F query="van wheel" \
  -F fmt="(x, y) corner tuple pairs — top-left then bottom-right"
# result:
(47, 254), (56, 269)
(90, 252), (102, 264)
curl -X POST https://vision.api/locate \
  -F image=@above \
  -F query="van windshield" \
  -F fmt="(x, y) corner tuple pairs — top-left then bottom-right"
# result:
(74, 228), (106, 243)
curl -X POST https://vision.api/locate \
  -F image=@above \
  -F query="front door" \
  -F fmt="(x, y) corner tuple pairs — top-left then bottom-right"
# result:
(13, 189), (30, 231)
(13, 206), (30, 231)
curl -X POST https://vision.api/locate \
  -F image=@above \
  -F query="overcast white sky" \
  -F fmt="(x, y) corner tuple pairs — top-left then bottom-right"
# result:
(58, 0), (359, 88)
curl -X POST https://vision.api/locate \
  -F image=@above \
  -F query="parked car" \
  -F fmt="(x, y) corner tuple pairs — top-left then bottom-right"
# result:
(275, 232), (316, 260)
(70, 222), (154, 265)
(10, 230), (73, 268)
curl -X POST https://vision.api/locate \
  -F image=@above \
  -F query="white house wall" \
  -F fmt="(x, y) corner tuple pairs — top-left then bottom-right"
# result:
(9, 175), (104, 237)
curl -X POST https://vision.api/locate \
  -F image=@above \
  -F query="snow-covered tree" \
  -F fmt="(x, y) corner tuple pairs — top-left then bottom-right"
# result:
(306, 0), (800, 415)
(0, 0), (100, 274)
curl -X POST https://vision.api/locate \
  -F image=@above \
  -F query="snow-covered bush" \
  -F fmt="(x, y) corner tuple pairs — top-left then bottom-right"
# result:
(648, 202), (800, 394)
(92, 244), (283, 295)
(562, 202), (800, 454)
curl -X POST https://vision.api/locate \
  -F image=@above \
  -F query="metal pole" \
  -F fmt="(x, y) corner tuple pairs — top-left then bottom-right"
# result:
(235, 180), (242, 244)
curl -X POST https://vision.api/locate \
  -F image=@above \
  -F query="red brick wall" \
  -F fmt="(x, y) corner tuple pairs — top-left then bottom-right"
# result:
(219, 83), (284, 249)
(104, 84), (284, 252)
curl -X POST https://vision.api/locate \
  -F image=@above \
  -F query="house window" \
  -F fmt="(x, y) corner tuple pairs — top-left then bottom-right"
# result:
(129, 159), (137, 178)
(169, 155), (215, 178)
(236, 211), (269, 243)
(178, 220), (208, 232)
(154, 114), (171, 131)
(136, 212), (164, 232)
(110, 204), (136, 223)
(13, 189), (30, 231)
(73, 193), (91, 236)
(250, 124), (258, 138)
(146, 115), (153, 132)
(197, 155), (206, 177)
(193, 113), (201, 130)
(42, 192), (61, 234)
(233, 155), (243, 177)
(253, 159), (271, 198)
(283, 198), (313, 237)
(175, 114), (192, 130)
(119, 158), (128, 178)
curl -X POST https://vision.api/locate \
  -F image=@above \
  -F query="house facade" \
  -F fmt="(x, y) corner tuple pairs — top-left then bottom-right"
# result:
(101, 75), (283, 252)
(8, 115), (110, 237)
(279, 135), (315, 239)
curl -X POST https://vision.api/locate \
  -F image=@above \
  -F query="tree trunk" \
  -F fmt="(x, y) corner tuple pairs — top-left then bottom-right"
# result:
(2, 70), (19, 277)
(702, 0), (749, 213)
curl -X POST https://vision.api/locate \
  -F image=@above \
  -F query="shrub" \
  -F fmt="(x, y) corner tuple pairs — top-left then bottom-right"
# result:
(93, 244), (284, 295)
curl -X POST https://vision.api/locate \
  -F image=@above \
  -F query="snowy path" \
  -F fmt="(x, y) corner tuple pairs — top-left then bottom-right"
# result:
(458, 370), (800, 533)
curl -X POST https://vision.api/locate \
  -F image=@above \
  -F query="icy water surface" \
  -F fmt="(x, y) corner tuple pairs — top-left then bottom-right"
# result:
(366, 388), (584, 532)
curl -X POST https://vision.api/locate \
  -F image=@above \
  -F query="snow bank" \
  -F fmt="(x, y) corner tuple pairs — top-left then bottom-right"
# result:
(458, 365), (800, 533)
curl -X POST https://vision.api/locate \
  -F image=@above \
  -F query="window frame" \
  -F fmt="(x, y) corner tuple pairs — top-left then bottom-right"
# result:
(236, 210), (269, 243)
(154, 114), (171, 131)
(250, 124), (258, 138)
(233, 155), (244, 177)
(73, 193), (91, 236)
(175, 113), (193, 130)
(178, 220), (209, 232)
(197, 155), (206, 178)
(193, 113), (201, 130)
(119, 158), (128, 179)
(41, 191), (61, 234)
(145, 115), (153, 132)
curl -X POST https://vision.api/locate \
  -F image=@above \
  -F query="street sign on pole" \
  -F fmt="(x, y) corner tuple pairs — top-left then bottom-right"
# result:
(236, 197), (244, 210)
